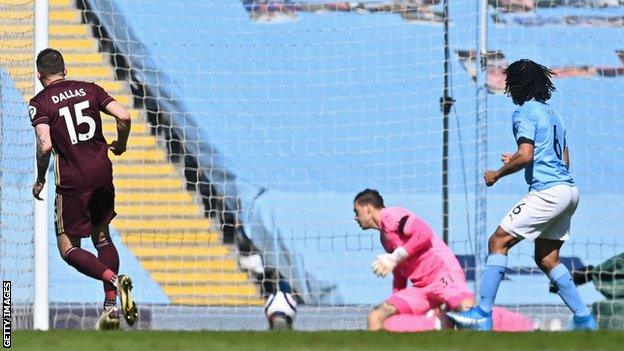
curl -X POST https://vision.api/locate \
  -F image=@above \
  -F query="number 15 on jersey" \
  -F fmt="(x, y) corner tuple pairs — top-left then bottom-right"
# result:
(59, 100), (95, 144)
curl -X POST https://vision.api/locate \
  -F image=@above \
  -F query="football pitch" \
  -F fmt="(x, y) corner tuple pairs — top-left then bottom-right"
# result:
(10, 330), (623, 351)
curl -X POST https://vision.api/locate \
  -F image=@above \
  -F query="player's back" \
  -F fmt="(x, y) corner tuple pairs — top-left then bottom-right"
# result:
(512, 101), (574, 191)
(29, 80), (115, 195)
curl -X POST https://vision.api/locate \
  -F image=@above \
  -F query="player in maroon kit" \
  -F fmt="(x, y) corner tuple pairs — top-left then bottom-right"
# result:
(29, 48), (137, 330)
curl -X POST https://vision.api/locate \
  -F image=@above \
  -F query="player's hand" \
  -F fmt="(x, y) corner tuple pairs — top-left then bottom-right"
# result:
(501, 153), (512, 165)
(32, 180), (45, 201)
(371, 247), (408, 277)
(108, 140), (126, 156)
(371, 254), (397, 277)
(483, 170), (498, 187)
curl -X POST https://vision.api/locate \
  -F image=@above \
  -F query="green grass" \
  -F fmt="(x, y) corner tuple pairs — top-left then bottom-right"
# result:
(9, 330), (624, 351)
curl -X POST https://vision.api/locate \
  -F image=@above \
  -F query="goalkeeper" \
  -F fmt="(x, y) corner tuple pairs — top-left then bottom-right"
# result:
(354, 189), (533, 331)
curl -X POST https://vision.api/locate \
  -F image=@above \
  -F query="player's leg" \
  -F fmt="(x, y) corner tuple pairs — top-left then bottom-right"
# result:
(91, 224), (138, 325)
(57, 232), (81, 259)
(377, 287), (436, 331)
(476, 190), (563, 319)
(91, 224), (121, 330)
(57, 232), (117, 285)
(435, 269), (476, 313)
(448, 193), (542, 330)
(447, 227), (520, 330)
(438, 266), (535, 331)
(55, 191), (116, 284)
(491, 307), (535, 332)
(56, 228), (120, 330)
(89, 185), (138, 326)
(447, 299), (535, 332)
(536, 185), (594, 329)
(419, 269), (473, 330)
(452, 297), (476, 312)
(478, 227), (521, 314)
(383, 309), (450, 332)
(535, 239), (589, 317)
(90, 184), (119, 298)
(368, 302), (399, 331)
(535, 239), (595, 330)
(91, 224), (119, 306)
(536, 237), (595, 327)
(55, 192), (82, 257)
(90, 225), (137, 327)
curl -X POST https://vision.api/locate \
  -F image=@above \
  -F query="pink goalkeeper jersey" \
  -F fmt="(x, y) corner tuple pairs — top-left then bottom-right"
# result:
(378, 207), (465, 290)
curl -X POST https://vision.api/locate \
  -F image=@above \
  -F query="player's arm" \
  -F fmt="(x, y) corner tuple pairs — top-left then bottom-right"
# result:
(371, 216), (432, 277)
(563, 146), (570, 169)
(399, 216), (433, 256)
(485, 111), (536, 186)
(33, 124), (52, 200)
(563, 132), (570, 169)
(484, 141), (534, 186)
(104, 100), (131, 155)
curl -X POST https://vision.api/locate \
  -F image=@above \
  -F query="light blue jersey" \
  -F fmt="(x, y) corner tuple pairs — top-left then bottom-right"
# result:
(512, 100), (574, 191)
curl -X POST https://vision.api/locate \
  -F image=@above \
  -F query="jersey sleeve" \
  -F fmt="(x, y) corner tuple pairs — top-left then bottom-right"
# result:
(512, 109), (536, 144)
(399, 215), (433, 256)
(93, 83), (115, 111)
(29, 99), (49, 127)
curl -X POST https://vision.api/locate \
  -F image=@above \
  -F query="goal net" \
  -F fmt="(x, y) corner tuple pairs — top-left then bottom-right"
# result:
(1, 0), (622, 331)
(0, 0), (35, 329)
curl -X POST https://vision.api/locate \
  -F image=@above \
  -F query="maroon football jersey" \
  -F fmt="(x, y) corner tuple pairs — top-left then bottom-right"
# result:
(29, 80), (115, 195)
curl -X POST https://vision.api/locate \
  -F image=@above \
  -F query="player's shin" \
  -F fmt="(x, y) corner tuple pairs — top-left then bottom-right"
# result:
(548, 263), (590, 318)
(96, 238), (120, 303)
(478, 253), (507, 314)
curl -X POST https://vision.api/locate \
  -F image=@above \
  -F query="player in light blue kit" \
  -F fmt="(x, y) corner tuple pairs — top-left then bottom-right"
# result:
(447, 59), (596, 330)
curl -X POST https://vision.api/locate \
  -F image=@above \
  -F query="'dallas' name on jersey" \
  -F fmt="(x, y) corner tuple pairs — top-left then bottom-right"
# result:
(52, 88), (86, 104)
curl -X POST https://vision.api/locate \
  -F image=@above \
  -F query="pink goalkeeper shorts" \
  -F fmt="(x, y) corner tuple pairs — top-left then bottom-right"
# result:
(387, 270), (473, 315)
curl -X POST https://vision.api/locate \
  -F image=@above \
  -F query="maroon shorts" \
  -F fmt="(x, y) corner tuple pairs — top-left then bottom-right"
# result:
(54, 184), (117, 238)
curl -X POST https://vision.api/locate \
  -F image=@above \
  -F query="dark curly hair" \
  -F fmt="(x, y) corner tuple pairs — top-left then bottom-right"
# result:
(504, 59), (556, 106)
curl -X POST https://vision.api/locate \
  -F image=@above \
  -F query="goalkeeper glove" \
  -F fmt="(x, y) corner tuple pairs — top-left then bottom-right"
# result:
(371, 247), (408, 277)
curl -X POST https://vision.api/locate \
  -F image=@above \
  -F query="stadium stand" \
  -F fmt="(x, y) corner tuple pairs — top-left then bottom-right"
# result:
(1, 0), (262, 311)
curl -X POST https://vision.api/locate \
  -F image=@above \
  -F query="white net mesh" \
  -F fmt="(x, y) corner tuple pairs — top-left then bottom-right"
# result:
(0, 0), (622, 330)
(0, 0), (35, 330)
(65, 0), (482, 330)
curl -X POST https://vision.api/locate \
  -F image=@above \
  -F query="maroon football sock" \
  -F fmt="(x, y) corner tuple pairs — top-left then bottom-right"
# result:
(96, 238), (120, 296)
(64, 246), (110, 282)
